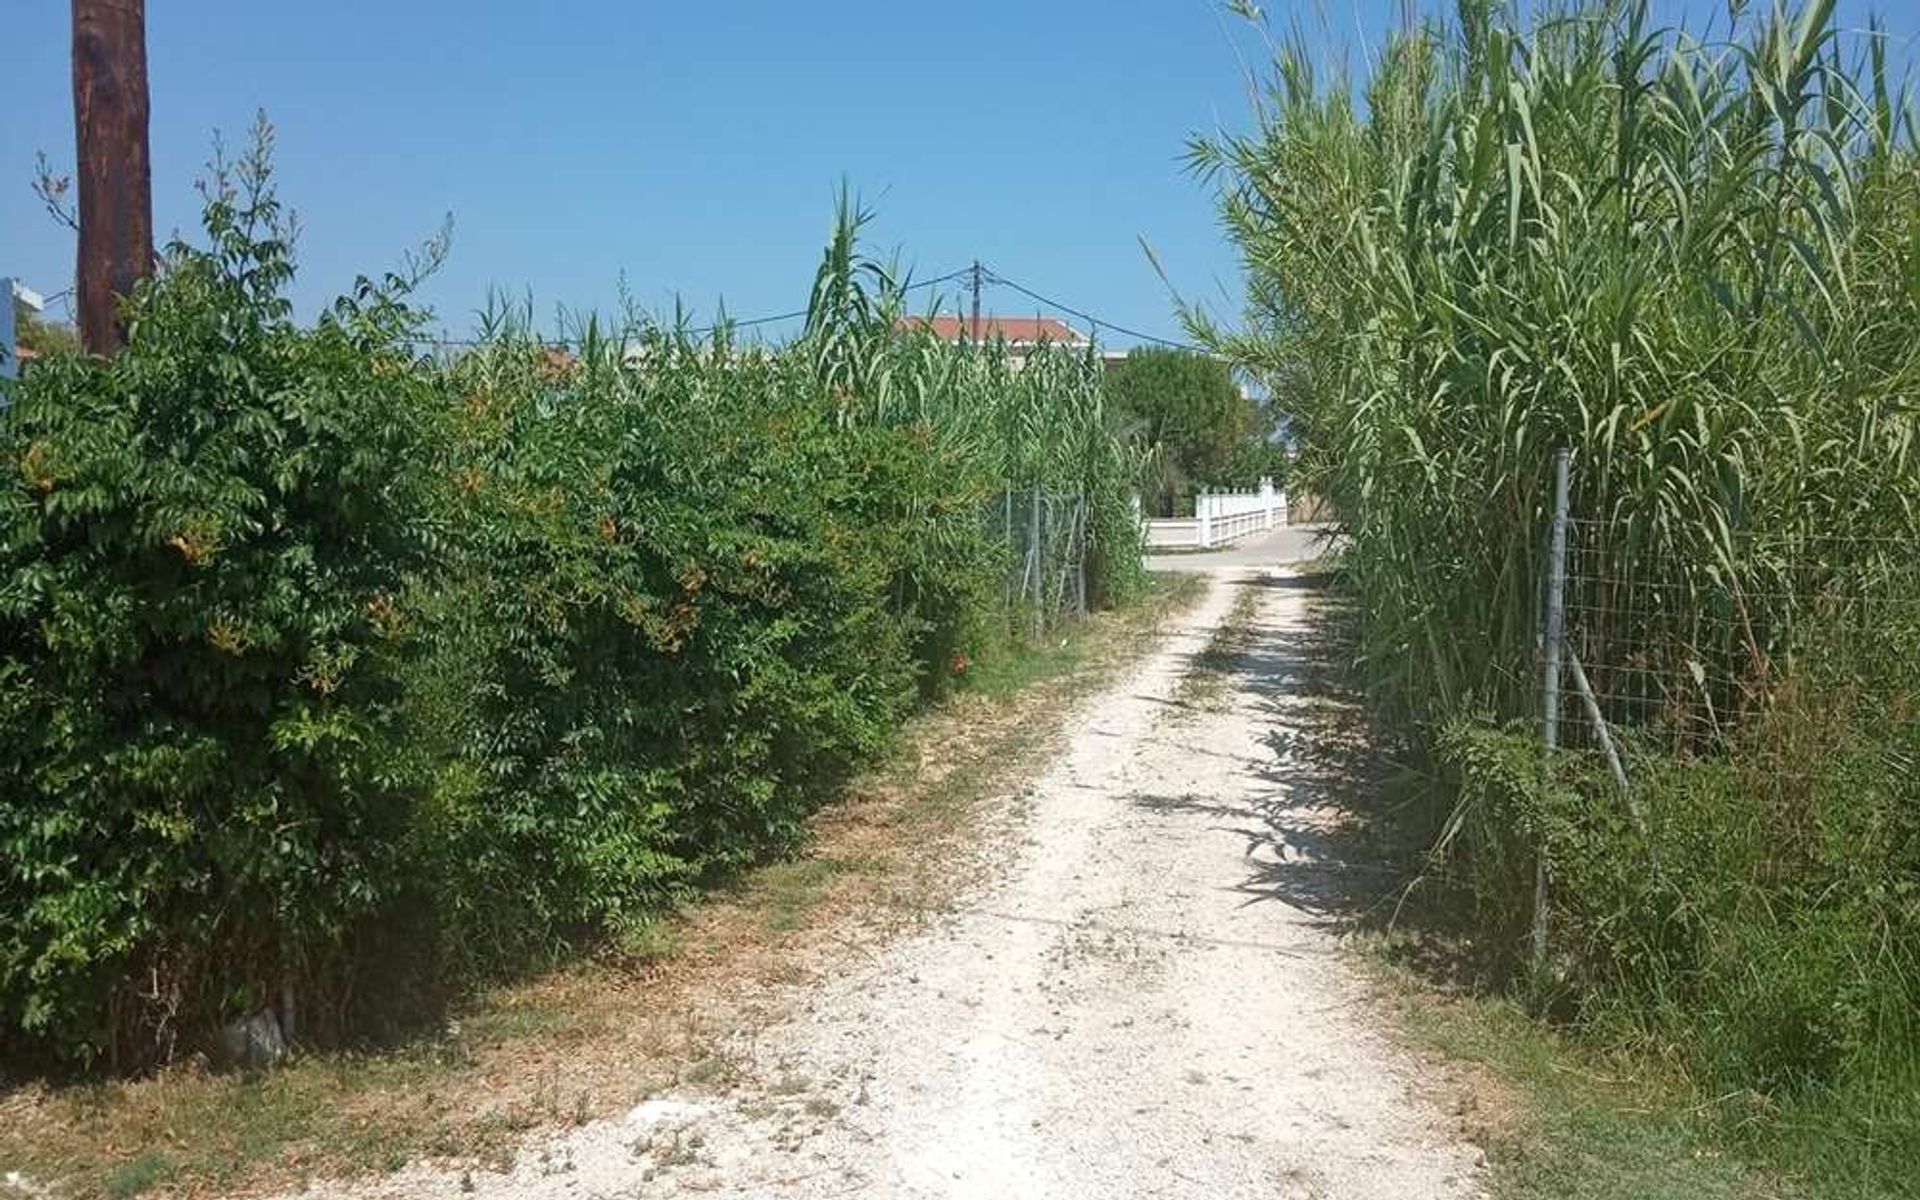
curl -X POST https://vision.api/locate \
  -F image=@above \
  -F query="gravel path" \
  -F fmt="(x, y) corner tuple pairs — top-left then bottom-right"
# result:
(298, 557), (1482, 1200)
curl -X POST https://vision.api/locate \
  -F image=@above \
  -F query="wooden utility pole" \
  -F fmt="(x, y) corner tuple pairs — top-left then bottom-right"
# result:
(969, 260), (983, 342)
(72, 0), (154, 356)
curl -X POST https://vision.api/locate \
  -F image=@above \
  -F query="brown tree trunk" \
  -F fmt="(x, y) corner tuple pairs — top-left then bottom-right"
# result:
(72, 0), (153, 356)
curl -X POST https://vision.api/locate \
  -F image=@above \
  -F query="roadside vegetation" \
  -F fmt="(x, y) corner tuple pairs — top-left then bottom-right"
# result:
(0, 574), (1201, 1199)
(0, 128), (1150, 1076)
(1100, 346), (1287, 517)
(1380, 978), (1788, 1200)
(1198, 0), (1919, 1193)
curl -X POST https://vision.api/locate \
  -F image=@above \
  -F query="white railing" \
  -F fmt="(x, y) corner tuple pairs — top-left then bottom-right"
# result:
(1142, 477), (1287, 550)
(2, 278), (47, 389)
(1, 277), (20, 384)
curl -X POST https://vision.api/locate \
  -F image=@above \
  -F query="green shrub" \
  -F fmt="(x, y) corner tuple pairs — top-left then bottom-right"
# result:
(408, 334), (924, 974)
(0, 136), (440, 1066)
(1438, 700), (1920, 1181)
(0, 145), (1146, 1069)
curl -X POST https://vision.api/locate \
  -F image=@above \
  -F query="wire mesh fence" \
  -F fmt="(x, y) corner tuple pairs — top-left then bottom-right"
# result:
(1526, 488), (1920, 1184)
(998, 485), (1093, 635)
(1557, 516), (1920, 781)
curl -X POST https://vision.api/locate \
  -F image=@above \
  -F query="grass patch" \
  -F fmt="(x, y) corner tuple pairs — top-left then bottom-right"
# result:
(1175, 581), (1261, 708)
(957, 625), (1089, 699)
(0, 575), (1204, 1200)
(101, 1155), (171, 1199)
(459, 997), (585, 1046)
(890, 724), (1050, 833)
(960, 574), (1203, 701)
(1376, 973), (1787, 1200)
(680, 1052), (742, 1090)
(1395, 983), (1920, 1200)
(754, 857), (860, 933)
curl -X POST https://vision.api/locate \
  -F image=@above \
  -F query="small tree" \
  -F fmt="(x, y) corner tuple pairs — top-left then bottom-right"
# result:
(0, 126), (442, 1066)
(1101, 346), (1264, 516)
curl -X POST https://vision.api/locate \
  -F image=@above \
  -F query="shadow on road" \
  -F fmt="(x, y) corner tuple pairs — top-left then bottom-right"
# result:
(1130, 573), (1427, 935)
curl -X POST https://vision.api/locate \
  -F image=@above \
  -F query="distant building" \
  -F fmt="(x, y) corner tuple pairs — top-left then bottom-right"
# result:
(4, 279), (49, 380)
(897, 314), (1090, 358)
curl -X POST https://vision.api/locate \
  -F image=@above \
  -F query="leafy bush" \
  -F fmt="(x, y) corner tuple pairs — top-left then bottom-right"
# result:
(0, 136), (440, 1065)
(0, 146), (1146, 1068)
(409, 332), (927, 974)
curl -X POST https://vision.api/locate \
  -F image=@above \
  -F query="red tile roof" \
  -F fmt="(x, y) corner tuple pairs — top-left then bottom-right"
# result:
(898, 315), (1085, 345)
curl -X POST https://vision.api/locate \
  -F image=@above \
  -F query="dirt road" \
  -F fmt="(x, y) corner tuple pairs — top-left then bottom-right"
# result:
(303, 537), (1481, 1199)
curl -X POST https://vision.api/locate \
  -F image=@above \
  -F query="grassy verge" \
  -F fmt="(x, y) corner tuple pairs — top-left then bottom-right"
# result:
(1369, 965), (1794, 1200)
(1373, 935), (1919, 1200)
(1263, 571), (1865, 1200)
(1362, 757), (1916, 1200)
(0, 574), (1205, 1200)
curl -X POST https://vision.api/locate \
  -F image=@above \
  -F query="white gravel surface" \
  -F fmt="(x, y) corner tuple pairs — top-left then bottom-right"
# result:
(293, 554), (1483, 1200)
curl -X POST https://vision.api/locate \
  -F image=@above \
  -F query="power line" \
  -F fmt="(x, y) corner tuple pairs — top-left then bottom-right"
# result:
(905, 267), (974, 293)
(688, 307), (809, 335)
(389, 263), (1200, 354)
(401, 264), (978, 348)
(981, 270), (1204, 352)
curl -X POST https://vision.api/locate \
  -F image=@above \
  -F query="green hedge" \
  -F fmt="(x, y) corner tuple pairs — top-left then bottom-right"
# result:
(406, 339), (936, 977)
(0, 149), (1142, 1068)
(0, 161), (438, 1063)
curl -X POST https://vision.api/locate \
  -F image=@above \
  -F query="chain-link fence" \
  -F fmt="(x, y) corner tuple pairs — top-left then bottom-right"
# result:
(996, 485), (1094, 636)
(1556, 517), (1920, 781)
(1519, 453), (1920, 1179)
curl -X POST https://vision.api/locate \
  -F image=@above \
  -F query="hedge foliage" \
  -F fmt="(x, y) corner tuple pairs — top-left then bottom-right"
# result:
(0, 143), (1145, 1068)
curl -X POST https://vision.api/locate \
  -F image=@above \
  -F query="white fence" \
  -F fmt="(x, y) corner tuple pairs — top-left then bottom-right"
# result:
(1, 277), (19, 383)
(1142, 478), (1287, 550)
(2, 277), (47, 387)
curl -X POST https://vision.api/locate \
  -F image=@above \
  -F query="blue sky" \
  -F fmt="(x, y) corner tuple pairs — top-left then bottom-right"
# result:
(3, 1), (1915, 348)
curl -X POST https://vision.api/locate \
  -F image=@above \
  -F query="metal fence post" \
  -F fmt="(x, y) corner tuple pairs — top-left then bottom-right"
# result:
(1197, 489), (1212, 549)
(1074, 493), (1088, 617)
(1029, 482), (1044, 639)
(1260, 476), (1275, 530)
(1003, 482), (1015, 622)
(1533, 448), (1571, 980)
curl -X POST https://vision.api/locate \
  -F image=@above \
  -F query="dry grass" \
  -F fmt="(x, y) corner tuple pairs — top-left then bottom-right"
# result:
(1173, 580), (1261, 710)
(0, 574), (1204, 1200)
